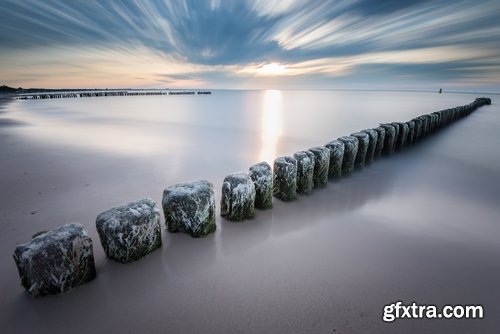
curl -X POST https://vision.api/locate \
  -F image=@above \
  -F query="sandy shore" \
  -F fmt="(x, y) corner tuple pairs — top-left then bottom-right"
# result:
(1, 96), (499, 333)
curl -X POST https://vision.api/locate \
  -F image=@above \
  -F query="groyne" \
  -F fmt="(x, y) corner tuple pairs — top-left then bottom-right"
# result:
(13, 97), (491, 296)
(13, 89), (211, 100)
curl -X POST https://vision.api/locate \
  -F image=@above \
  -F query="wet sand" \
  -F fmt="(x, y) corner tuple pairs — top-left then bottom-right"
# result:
(1, 94), (499, 333)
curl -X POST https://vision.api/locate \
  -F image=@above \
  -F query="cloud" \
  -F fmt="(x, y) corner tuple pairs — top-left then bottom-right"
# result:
(0, 0), (499, 90)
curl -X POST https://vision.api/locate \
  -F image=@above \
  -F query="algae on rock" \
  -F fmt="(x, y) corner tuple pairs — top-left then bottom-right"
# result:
(14, 223), (96, 297)
(221, 173), (256, 221)
(163, 180), (216, 237)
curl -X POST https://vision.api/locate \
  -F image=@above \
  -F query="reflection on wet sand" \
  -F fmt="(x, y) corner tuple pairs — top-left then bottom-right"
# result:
(219, 210), (273, 256)
(163, 232), (217, 276)
(2, 92), (499, 334)
(268, 157), (399, 237)
(218, 154), (400, 254)
(0, 99), (22, 126)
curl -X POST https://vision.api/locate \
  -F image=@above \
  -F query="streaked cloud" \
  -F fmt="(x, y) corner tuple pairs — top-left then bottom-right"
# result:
(0, 0), (499, 90)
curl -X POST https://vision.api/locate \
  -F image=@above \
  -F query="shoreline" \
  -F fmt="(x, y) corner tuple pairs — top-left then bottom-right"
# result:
(1, 91), (499, 333)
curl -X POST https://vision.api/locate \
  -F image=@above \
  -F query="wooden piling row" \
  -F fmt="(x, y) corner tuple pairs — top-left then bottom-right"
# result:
(14, 90), (211, 100)
(14, 97), (492, 297)
(267, 98), (491, 204)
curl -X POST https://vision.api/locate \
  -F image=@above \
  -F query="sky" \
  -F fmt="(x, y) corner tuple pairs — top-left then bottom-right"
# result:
(0, 0), (499, 91)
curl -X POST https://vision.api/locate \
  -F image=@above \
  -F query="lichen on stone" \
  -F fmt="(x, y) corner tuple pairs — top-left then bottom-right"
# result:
(380, 124), (396, 155)
(163, 180), (216, 237)
(308, 146), (330, 188)
(221, 173), (256, 221)
(273, 156), (298, 201)
(293, 151), (315, 195)
(97, 198), (162, 263)
(249, 162), (273, 210)
(324, 140), (344, 179)
(361, 129), (378, 165)
(13, 223), (96, 297)
(373, 127), (386, 159)
(338, 136), (359, 176)
(350, 132), (369, 169)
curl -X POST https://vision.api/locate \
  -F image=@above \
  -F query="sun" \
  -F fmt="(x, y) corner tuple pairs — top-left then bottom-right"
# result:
(260, 62), (286, 75)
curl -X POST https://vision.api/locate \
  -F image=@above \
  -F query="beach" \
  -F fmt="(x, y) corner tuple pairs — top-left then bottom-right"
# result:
(1, 91), (499, 333)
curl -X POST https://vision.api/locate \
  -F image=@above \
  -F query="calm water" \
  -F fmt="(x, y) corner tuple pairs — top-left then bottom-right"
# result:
(5, 90), (494, 173)
(1, 90), (499, 333)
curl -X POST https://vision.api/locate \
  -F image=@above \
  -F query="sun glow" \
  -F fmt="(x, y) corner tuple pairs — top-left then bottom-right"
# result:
(261, 62), (286, 75)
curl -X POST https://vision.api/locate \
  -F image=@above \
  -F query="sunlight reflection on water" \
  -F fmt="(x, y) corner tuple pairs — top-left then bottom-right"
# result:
(6, 90), (491, 166)
(259, 90), (283, 164)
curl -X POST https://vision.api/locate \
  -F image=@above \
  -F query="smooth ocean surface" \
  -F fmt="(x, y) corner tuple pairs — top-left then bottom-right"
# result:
(0, 90), (499, 333)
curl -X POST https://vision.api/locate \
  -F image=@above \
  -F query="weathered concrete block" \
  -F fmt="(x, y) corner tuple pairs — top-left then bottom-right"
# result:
(221, 173), (256, 221)
(308, 146), (330, 188)
(273, 156), (298, 201)
(249, 162), (273, 210)
(392, 122), (408, 150)
(361, 129), (378, 165)
(163, 181), (216, 237)
(293, 151), (315, 195)
(380, 124), (396, 155)
(13, 223), (96, 297)
(324, 140), (344, 179)
(97, 198), (162, 262)
(338, 136), (359, 176)
(373, 126), (386, 159)
(351, 132), (369, 169)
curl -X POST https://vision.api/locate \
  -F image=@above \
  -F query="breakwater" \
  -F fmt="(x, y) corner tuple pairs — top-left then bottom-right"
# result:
(13, 97), (491, 296)
(13, 89), (211, 100)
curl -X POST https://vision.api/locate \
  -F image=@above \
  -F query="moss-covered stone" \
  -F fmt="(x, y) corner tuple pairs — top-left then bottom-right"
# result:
(14, 223), (96, 297)
(420, 115), (431, 137)
(338, 136), (359, 176)
(351, 132), (369, 169)
(163, 181), (216, 237)
(293, 151), (315, 195)
(221, 173), (256, 221)
(324, 140), (344, 179)
(361, 129), (378, 165)
(380, 124), (396, 155)
(412, 118), (422, 141)
(249, 162), (273, 210)
(406, 121), (415, 146)
(97, 198), (162, 263)
(373, 126), (386, 159)
(273, 156), (298, 201)
(391, 122), (408, 151)
(308, 146), (330, 188)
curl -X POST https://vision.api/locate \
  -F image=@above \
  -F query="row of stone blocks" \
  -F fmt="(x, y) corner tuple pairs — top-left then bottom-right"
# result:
(13, 98), (491, 296)
(271, 97), (491, 202)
